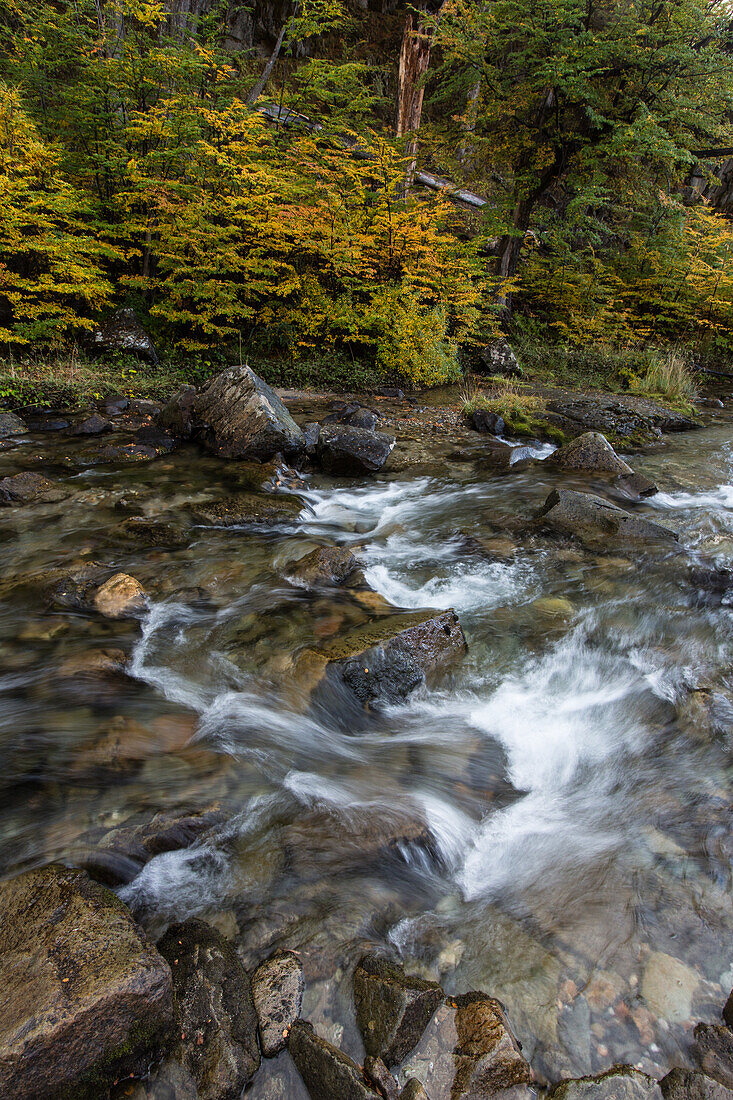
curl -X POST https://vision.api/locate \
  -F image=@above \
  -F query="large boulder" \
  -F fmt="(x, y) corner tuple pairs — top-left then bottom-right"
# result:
(401, 991), (532, 1100)
(549, 431), (633, 474)
(317, 423), (395, 475)
(354, 955), (443, 1066)
(0, 411), (27, 438)
(550, 1069), (663, 1100)
(91, 307), (159, 363)
(536, 488), (677, 547)
(0, 864), (173, 1100)
(157, 919), (260, 1100)
(251, 950), (304, 1057)
(193, 365), (305, 459)
(471, 339), (523, 377)
(289, 1019), (381, 1100)
(303, 609), (467, 712)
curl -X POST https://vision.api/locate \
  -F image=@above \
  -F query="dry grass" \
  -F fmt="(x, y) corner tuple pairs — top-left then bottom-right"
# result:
(629, 348), (698, 407)
(460, 374), (546, 421)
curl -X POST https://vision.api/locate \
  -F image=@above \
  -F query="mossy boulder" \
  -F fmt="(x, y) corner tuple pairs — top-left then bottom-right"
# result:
(354, 955), (443, 1066)
(550, 1068), (663, 1100)
(193, 492), (302, 527)
(536, 489), (677, 548)
(289, 1019), (381, 1100)
(0, 864), (174, 1100)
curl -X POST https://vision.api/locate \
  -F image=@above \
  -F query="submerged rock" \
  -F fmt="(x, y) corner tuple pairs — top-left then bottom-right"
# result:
(0, 864), (173, 1100)
(614, 472), (658, 499)
(158, 919), (260, 1100)
(122, 1058), (199, 1100)
(252, 950), (304, 1057)
(660, 1068), (733, 1100)
(0, 471), (66, 505)
(549, 431), (633, 474)
(193, 365), (305, 459)
(550, 1069), (663, 1100)
(354, 954), (443, 1066)
(284, 545), (359, 587)
(641, 950), (698, 1023)
(317, 423), (395, 475)
(194, 492), (302, 527)
(694, 1024), (733, 1090)
(305, 609), (467, 712)
(536, 488), (677, 547)
(114, 517), (190, 548)
(0, 411), (27, 437)
(401, 991), (532, 1100)
(400, 1081), (430, 1100)
(92, 572), (148, 618)
(289, 1019), (381, 1100)
(91, 307), (159, 363)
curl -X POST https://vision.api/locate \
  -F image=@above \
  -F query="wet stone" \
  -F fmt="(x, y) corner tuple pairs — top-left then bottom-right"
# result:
(0, 471), (65, 505)
(285, 545), (359, 587)
(400, 1081), (430, 1100)
(724, 989), (733, 1027)
(92, 572), (148, 618)
(289, 1018), (381, 1100)
(194, 365), (305, 459)
(471, 409), (506, 434)
(364, 1055), (401, 1099)
(660, 1068), (733, 1100)
(641, 950), (698, 1023)
(252, 950), (305, 1056)
(694, 1024), (733, 1090)
(194, 492), (302, 527)
(549, 431), (633, 475)
(158, 919), (260, 1100)
(550, 1068), (664, 1100)
(400, 991), (532, 1100)
(28, 418), (70, 432)
(536, 488), (677, 547)
(0, 864), (174, 1100)
(354, 954), (443, 1066)
(114, 517), (190, 548)
(317, 423), (396, 475)
(0, 411), (27, 437)
(117, 1058), (199, 1100)
(73, 413), (113, 435)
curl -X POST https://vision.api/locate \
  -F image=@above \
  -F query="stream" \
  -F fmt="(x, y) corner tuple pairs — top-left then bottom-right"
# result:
(0, 400), (731, 1096)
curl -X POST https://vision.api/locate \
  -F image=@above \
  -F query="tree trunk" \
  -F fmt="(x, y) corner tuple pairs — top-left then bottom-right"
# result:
(395, 2), (444, 189)
(246, 16), (290, 106)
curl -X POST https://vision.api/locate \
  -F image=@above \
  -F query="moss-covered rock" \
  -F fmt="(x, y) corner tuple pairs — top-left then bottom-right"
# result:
(193, 492), (302, 527)
(289, 1019), (381, 1100)
(0, 864), (174, 1100)
(354, 955), (443, 1067)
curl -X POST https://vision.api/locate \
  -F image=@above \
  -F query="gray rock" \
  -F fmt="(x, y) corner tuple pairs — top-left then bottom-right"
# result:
(159, 385), (197, 439)
(401, 991), (532, 1100)
(102, 396), (130, 414)
(547, 394), (699, 444)
(0, 471), (66, 505)
(364, 1055), (400, 1099)
(285, 546), (358, 587)
(473, 339), (523, 377)
(0, 411), (26, 437)
(252, 950), (304, 1057)
(694, 1024), (733, 1090)
(304, 422), (321, 455)
(354, 955), (443, 1066)
(317, 423), (395, 475)
(549, 431), (633, 474)
(158, 919), (260, 1100)
(614, 472), (658, 499)
(536, 488), (677, 546)
(194, 365), (305, 459)
(0, 864), (173, 1100)
(309, 609), (467, 712)
(29, 418), (70, 432)
(350, 408), (380, 431)
(135, 425), (177, 453)
(471, 409), (506, 434)
(73, 413), (113, 436)
(660, 1068), (733, 1100)
(92, 307), (159, 363)
(550, 1068), (664, 1100)
(288, 1019), (380, 1100)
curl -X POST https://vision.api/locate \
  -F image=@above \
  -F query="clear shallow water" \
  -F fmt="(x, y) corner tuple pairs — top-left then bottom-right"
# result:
(0, 414), (732, 1093)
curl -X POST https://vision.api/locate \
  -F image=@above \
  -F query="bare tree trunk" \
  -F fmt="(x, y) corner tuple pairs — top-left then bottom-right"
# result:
(246, 16), (290, 106)
(395, 3), (444, 190)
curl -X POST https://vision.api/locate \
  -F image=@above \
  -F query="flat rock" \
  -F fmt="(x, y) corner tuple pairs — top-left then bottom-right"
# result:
(0, 471), (66, 505)
(0, 411), (27, 437)
(660, 1068), (733, 1100)
(252, 950), (304, 1056)
(194, 492), (302, 527)
(305, 609), (467, 712)
(92, 572), (148, 618)
(549, 431), (632, 474)
(194, 365), (305, 459)
(536, 488), (677, 547)
(0, 864), (173, 1100)
(158, 919), (260, 1100)
(354, 955), (443, 1066)
(550, 1068), (664, 1100)
(284, 546), (359, 587)
(401, 991), (532, 1100)
(547, 394), (699, 444)
(73, 413), (113, 436)
(694, 1024), (733, 1090)
(289, 1018), (381, 1100)
(317, 423), (395, 475)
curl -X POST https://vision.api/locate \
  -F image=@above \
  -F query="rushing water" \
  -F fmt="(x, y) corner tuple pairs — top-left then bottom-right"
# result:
(0, 404), (732, 1095)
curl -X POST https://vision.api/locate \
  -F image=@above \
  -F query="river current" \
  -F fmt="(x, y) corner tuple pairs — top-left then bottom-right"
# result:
(0, 402), (731, 1095)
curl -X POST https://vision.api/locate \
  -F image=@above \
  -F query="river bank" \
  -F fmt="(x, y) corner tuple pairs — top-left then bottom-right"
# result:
(0, 367), (731, 1099)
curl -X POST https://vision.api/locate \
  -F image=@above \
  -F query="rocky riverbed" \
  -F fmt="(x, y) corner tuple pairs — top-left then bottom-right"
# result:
(0, 367), (731, 1100)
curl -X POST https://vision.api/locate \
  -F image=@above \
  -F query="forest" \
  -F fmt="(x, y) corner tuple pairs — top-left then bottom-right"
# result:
(2, 0), (733, 391)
